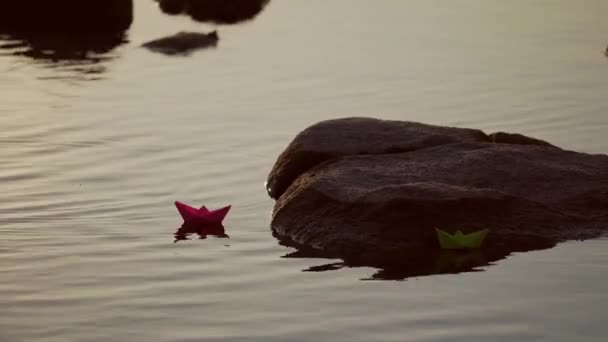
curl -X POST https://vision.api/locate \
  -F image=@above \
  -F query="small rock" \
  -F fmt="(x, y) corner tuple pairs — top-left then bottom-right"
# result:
(142, 31), (219, 55)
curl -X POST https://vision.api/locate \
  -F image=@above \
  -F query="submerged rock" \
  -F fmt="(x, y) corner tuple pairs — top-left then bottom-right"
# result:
(142, 31), (219, 55)
(267, 118), (608, 279)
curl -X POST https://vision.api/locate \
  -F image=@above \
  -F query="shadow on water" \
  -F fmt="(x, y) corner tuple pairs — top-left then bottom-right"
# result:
(0, 0), (133, 80)
(275, 233), (557, 281)
(156, 0), (271, 24)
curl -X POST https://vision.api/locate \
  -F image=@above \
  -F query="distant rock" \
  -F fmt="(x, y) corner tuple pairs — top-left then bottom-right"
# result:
(158, 0), (189, 15)
(142, 31), (219, 55)
(156, 0), (270, 24)
(0, 0), (133, 34)
(267, 118), (608, 279)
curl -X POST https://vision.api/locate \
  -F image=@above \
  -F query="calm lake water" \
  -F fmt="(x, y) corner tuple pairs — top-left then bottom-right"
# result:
(2, 1), (608, 341)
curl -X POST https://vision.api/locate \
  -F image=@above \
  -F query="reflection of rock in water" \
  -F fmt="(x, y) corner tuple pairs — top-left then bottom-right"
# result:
(142, 31), (219, 56)
(174, 223), (229, 242)
(157, 0), (270, 24)
(276, 232), (554, 281)
(0, 0), (133, 80)
(0, 33), (128, 81)
(0, 33), (127, 61)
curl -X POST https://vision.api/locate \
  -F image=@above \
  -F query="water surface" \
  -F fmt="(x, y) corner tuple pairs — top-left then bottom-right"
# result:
(2, 1), (608, 341)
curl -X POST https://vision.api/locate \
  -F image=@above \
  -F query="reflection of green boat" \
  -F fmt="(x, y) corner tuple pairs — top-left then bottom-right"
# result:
(435, 228), (489, 249)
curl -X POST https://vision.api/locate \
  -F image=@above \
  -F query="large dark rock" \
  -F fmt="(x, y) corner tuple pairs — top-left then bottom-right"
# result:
(0, 0), (133, 33)
(157, 0), (270, 24)
(267, 118), (490, 199)
(268, 118), (608, 279)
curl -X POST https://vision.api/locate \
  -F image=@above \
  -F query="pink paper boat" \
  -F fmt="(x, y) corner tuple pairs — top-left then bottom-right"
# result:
(175, 201), (231, 226)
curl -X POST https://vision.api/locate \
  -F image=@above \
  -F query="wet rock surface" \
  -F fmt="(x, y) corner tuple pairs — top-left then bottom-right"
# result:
(268, 118), (608, 279)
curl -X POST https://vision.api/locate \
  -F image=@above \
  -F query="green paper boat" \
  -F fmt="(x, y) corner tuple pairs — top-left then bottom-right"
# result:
(435, 228), (489, 249)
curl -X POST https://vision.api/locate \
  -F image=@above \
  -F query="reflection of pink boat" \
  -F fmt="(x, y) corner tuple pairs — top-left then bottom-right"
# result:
(175, 201), (231, 226)
(174, 224), (228, 242)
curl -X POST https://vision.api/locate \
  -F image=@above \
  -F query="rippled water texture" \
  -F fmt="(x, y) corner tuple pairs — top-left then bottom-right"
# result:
(2, 0), (608, 341)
